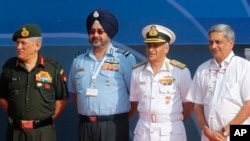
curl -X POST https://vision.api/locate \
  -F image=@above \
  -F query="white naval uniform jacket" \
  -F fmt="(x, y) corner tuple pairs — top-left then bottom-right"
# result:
(130, 58), (192, 141)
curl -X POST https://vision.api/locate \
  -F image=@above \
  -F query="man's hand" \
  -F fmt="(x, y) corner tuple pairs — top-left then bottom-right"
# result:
(203, 126), (227, 141)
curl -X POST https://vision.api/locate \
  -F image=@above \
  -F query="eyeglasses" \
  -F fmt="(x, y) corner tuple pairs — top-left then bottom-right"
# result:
(89, 29), (105, 35)
(208, 55), (235, 74)
(209, 68), (226, 74)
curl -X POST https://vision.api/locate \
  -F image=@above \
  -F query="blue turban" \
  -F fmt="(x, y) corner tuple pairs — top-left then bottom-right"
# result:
(86, 8), (119, 39)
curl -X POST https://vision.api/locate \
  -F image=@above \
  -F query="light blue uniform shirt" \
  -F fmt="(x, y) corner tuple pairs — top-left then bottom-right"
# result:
(68, 44), (136, 116)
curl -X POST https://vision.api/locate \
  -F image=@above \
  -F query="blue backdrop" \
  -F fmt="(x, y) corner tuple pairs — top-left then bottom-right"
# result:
(1, 0), (250, 46)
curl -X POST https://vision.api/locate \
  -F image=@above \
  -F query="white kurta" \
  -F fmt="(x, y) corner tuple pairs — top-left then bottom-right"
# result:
(186, 52), (250, 141)
(130, 58), (192, 141)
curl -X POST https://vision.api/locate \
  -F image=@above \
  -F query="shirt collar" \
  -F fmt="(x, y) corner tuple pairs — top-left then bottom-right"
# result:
(211, 51), (235, 69)
(16, 54), (45, 68)
(145, 58), (169, 72)
(88, 44), (115, 60)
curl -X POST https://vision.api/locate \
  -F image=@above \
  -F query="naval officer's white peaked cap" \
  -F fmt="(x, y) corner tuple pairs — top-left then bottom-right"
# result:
(142, 24), (176, 44)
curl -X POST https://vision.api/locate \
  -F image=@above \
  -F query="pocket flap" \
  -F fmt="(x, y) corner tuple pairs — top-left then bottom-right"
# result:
(160, 125), (182, 135)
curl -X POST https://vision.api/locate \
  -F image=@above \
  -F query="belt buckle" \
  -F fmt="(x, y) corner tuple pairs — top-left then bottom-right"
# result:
(89, 117), (97, 122)
(33, 120), (40, 128)
(151, 114), (156, 123)
(21, 120), (34, 129)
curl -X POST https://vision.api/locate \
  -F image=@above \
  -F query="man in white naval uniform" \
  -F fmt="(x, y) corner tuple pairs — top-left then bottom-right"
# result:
(129, 24), (193, 141)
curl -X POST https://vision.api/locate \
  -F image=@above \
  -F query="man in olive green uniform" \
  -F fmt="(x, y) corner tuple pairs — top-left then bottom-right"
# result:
(0, 24), (68, 141)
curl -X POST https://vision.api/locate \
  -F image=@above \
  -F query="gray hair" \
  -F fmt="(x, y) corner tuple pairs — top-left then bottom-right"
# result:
(208, 24), (235, 41)
(31, 37), (42, 43)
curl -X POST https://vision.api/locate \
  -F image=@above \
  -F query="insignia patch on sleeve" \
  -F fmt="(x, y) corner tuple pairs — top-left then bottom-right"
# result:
(60, 69), (67, 82)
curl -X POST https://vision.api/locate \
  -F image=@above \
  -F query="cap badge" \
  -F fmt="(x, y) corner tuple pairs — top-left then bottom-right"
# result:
(148, 25), (158, 37)
(21, 27), (29, 37)
(93, 11), (99, 18)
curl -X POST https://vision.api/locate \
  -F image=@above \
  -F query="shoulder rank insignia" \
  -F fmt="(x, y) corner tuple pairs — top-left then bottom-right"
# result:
(44, 57), (62, 69)
(45, 57), (59, 65)
(74, 48), (90, 58)
(170, 59), (186, 69)
(116, 48), (130, 57)
(133, 60), (147, 69)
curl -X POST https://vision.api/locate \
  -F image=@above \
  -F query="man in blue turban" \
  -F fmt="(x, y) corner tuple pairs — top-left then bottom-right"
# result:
(86, 8), (119, 39)
(67, 8), (137, 141)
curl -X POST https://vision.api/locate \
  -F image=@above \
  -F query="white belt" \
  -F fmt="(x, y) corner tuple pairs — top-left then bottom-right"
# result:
(139, 113), (183, 122)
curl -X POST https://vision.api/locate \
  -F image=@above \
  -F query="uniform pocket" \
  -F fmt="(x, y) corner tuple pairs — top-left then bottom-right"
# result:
(36, 82), (55, 103)
(8, 81), (21, 96)
(75, 71), (88, 91)
(159, 84), (176, 94)
(100, 70), (123, 87)
(223, 82), (242, 104)
(7, 81), (21, 102)
(100, 70), (122, 79)
(75, 71), (87, 83)
(160, 122), (185, 141)
(133, 122), (147, 141)
(160, 124), (182, 136)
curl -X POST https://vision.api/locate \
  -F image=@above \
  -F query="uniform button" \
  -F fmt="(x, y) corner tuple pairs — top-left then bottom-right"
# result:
(26, 98), (29, 101)
(151, 97), (155, 99)
(150, 130), (154, 134)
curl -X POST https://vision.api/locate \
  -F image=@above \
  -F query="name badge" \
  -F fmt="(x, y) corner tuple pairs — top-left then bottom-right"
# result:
(86, 88), (98, 96)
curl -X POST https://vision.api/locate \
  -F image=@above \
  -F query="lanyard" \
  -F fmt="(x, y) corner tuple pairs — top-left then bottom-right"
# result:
(90, 56), (107, 87)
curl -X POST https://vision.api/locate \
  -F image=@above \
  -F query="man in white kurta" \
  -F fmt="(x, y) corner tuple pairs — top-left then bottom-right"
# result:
(186, 24), (250, 141)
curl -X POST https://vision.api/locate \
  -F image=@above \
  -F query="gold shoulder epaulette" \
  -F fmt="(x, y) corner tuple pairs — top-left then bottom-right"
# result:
(132, 60), (147, 69)
(170, 59), (186, 69)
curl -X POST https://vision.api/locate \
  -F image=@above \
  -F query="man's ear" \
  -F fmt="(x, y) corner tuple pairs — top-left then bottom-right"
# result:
(36, 40), (42, 51)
